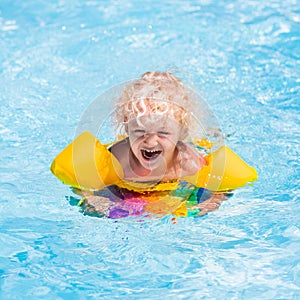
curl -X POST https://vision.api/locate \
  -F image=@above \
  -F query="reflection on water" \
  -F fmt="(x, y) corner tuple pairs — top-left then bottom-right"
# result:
(0, 0), (299, 298)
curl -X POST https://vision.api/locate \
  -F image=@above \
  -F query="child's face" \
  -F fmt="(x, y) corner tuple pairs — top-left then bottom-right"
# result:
(126, 114), (186, 173)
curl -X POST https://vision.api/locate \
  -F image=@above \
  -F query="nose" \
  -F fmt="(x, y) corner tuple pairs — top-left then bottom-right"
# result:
(144, 133), (158, 146)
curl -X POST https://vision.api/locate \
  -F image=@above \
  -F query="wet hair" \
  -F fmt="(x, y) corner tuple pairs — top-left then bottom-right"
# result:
(114, 72), (192, 134)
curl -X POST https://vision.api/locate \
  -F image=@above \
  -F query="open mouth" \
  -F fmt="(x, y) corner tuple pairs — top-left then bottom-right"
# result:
(141, 149), (162, 160)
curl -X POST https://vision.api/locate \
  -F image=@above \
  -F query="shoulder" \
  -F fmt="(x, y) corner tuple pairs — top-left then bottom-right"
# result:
(176, 141), (206, 175)
(110, 137), (130, 162)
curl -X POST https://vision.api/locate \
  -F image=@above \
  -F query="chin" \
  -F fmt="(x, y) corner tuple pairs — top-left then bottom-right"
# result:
(139, 158), (165, 172)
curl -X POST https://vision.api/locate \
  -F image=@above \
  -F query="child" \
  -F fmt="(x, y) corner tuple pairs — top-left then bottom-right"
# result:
(82, 72), (228, 217)
(111, 71), (206, 184)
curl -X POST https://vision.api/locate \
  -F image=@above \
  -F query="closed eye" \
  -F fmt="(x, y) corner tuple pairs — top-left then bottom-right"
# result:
(158, 131), (170, 136)
(134, 129), (146, 135)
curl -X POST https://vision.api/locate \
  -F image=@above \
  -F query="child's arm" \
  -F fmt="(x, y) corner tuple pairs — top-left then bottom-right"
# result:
(161, 142), (205, 181)
(73, 188), (117, 218)
(190, 192), (229, 216)
(81, 195), (112, 217)
(174, 141), (206, 177)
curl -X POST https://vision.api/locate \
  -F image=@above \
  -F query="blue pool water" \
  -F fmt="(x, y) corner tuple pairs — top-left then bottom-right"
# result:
(1, 0), (299, 299)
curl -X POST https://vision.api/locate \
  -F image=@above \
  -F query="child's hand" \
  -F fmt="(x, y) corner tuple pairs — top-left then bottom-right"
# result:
(190, 193), (228, 216)
(82, 195), (112, 217)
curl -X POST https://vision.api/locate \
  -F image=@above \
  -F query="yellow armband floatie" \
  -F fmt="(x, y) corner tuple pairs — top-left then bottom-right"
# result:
(50, 131), (257, 192)
(183, 146), (258, 191)
(50, 131), (124, 190)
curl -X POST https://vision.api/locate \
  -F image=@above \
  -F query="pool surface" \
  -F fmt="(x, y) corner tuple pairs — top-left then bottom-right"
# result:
(1, 0), (299, 299)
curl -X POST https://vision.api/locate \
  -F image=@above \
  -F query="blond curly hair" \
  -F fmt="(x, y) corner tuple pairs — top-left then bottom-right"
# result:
(114, 71), (193, 134)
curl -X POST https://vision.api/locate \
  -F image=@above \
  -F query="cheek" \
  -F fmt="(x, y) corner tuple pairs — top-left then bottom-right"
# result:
(163, 139), (178, 152)
(165, 134), (180, 146)
(129, 139), (141, 155)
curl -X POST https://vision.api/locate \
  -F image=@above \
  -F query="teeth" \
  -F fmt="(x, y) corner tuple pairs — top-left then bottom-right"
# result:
(141, 149), (162, 160)
(144, 150), (160, 154)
